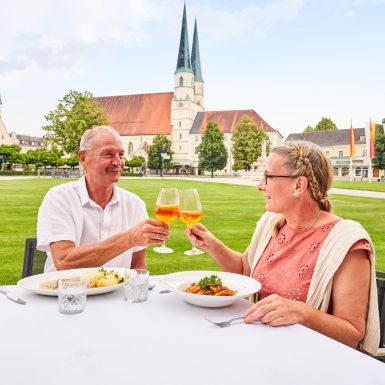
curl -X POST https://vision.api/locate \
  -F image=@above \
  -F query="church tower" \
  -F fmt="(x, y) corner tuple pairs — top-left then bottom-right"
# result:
(191, 18), (204, 108)
(171, 4), (204, 168)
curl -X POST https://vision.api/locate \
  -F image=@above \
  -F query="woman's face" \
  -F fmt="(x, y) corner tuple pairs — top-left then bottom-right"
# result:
(257, 152), (297, 213)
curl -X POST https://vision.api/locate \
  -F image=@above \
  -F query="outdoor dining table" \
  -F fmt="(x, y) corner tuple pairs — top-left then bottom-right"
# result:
(1, 277), (385, 385)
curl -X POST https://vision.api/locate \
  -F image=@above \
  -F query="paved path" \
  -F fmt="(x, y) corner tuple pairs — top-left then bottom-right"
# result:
(1, 175), (385, 199)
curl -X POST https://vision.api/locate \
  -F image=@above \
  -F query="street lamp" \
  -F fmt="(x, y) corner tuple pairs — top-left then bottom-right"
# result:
(160, 145), (170, 177)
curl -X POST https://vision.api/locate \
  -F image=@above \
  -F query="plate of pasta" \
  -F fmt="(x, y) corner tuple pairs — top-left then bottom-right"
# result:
(159, 271), (261, 308)
(17, 267), (133, 296)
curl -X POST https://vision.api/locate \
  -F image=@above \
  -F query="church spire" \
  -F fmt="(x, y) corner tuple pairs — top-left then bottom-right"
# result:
(175, 3), (192, 73)
(191, 18), (203, 82)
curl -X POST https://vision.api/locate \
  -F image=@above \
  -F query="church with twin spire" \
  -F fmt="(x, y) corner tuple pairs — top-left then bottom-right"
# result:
(95, 4), (281, 175)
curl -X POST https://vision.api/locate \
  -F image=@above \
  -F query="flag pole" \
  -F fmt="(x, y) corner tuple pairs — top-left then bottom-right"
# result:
(368, 118), (372, 183)
(349, 118), (354, 182)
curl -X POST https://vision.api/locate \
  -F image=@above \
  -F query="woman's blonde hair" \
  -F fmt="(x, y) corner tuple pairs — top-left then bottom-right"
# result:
(270, 140), (333, 236)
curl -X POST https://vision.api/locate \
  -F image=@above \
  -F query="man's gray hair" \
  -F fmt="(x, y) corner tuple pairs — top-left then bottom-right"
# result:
(79, 126), (121, 152)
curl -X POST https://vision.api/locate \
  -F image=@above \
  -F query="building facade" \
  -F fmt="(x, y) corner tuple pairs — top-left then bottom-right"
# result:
(95, 4), (282, 175)
(286, 129), (382, 179)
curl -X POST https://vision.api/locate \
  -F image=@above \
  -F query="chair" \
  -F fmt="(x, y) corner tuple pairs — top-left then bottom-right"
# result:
(21, 238), (47, 278)
(375, 271), (385, 362)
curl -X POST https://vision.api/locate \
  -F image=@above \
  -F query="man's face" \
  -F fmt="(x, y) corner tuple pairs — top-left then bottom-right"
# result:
(79, 131), (125, 187)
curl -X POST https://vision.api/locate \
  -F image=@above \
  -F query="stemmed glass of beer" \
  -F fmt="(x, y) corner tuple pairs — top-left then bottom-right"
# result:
(154, 188), (179, 254)
(179, 188), (204, 256)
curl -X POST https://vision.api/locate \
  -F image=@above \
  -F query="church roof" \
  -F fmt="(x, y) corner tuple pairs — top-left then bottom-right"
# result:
(190, 110), (276, 134)
(286, 128), (366, 146)
(175, 4), (192, 73)
(95, 92), (173, 136)
(191, 19), (203, 82)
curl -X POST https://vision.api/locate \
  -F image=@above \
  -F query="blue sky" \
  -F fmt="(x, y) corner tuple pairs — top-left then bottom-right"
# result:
(0, 0), (384, 139)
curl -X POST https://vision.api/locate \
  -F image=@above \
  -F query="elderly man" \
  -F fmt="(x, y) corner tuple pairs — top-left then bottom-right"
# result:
(37, 125), (169, 272)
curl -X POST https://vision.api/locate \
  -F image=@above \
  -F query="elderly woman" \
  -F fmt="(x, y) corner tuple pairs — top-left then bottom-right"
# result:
(187, 141), (379, 355)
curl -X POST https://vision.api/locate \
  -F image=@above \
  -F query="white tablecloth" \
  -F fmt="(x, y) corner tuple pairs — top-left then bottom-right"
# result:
(1, 280), (384, 385)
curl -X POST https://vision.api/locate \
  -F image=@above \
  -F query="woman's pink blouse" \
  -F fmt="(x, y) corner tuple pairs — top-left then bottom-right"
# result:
(252, 220), (372, 302)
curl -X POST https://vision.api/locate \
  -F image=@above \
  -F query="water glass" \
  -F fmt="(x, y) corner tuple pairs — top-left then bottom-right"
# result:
(58, 277), (87, 314)
(124, 269), (149, 303)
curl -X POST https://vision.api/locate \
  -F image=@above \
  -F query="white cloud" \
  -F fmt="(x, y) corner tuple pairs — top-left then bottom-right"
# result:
(353, 0), (385, 4)
(345, 9), (356, 17)
(193, 0), (305, 41)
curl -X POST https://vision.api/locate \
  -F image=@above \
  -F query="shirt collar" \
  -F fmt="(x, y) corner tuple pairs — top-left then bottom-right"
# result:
(77, 176), (119, 207)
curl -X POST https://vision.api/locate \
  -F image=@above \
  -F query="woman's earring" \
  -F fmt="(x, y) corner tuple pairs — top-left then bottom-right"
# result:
(293, 193), (297, 197)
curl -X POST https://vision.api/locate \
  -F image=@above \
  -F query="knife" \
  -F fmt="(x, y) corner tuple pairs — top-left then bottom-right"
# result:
(0, 287), (26, 305)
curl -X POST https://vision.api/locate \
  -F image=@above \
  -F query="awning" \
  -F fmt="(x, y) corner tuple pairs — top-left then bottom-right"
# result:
(172, 159), (193, 166)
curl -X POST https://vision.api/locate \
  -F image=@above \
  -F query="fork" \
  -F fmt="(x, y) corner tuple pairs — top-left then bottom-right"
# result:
(205, 316), (244, 327)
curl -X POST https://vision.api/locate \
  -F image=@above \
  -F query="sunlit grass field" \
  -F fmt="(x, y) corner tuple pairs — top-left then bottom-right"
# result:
(333, 180), (385, 192)
(0, 178), (384, 285)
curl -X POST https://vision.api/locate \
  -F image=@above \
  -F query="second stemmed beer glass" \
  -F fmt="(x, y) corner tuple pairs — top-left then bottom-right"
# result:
(154, 188), (179, 254)
(179, 188), (205, 256)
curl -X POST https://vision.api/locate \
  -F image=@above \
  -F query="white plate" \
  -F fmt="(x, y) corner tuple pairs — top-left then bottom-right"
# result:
(159, 270), (261, 308)
(17, 268), (132, 296)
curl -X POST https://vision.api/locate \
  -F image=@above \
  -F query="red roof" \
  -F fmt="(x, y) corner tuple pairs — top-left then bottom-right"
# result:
(95, 93), (278, 137)
(196, 110), (275, 134)
(95, 92), (173, 136)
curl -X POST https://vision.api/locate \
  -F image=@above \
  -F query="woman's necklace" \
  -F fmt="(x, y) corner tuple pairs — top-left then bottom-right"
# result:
(299, 209), (321, 230)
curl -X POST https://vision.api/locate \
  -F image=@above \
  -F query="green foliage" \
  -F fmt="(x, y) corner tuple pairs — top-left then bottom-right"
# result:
(197, 121), (227, 177)
(314, 117), (337, 131)
(372, 122), (385, 170)
(125, 156), (145, 171)
(0, 145), (23, 169)
(232, 116), (269, 171)
(42, 90), (109, 156)
(304, 125), (314, 132)
(65, 153), (80, 168)
(147, 135), (172, 172)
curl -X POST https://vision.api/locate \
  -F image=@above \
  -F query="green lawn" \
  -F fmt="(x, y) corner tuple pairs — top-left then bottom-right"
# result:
(1, 178), (384, 285)
(333, 180), (385, 192)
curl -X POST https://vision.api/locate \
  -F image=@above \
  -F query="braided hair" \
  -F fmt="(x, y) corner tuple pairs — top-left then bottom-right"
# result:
(270, 141), (333, 236)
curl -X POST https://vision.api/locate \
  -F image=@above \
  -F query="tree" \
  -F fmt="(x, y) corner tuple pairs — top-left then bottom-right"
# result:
(232, 116), (269, 172)
(65, 153), (80, 168)
(372, 119), (385, 171)
(42, 90), (108, 157)
(125, 156), (145, 172)
(0, 144), (23, 169)
(314, 117), (337, 131)
(303, 125), (314, 133)
(147, 135), (172, 174)
(197, 121), (227, 178)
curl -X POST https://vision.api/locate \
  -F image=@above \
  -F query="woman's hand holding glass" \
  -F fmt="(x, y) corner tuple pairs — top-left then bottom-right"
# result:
(153, 188), (179, 254)
(179, 188), (205, 256)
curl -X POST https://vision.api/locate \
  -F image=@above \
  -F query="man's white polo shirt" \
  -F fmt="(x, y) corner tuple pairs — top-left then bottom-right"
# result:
(37, 176), (148, 272)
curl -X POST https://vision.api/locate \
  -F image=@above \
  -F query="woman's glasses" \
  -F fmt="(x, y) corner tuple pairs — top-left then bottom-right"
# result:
(263, 173), (297, 185)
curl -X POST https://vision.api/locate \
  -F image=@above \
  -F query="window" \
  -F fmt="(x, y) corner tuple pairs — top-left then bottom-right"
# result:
(325, 150), (330, 157)
(355, 168), (362, 177)
(179, 121), (181, 128)
(195, 147), (198, 154)
(179, 133), (182, 140)
(195, 136), (199, 142)
(359, 135), (365, 141)
(338, 150), (344, 157)
(179, 146), (181, 150)
(333, 167), (338, 176)
(179, 76), (183, 86)
(143, 142), (148, 153)
(362, 148), (367, 157)
(342, 167), (349, 176)
(128, 142), (133, 155)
